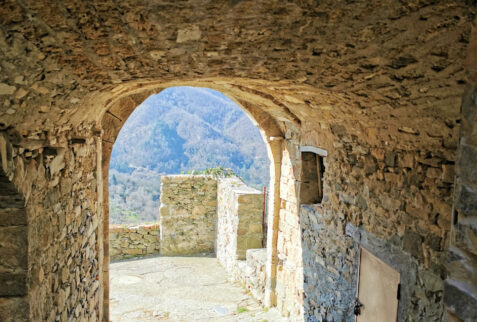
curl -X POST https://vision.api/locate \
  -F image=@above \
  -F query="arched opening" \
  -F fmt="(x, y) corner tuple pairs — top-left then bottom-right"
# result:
(109, 86), (269, 225)
(100, 83), (285, 320)
(0, 1), (474, 321)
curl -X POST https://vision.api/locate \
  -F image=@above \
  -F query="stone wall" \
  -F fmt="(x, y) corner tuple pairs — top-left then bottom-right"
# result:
(236, 249), (268, 305)
(159, 175), (217, 255)
(109, 224), (160, 261)
(300, 205), (355, 321)
(0, 1), (475, 321)
(0, 129), (103, 321)
(444, 26), (477, 321)
(273, 106), (460, 321)
(0, 167), (28, 321)
(293, 127), (457, 321)
(216, 177), (264, 275)
(215, 177), (267, 306)
(275, 141), (305, 319)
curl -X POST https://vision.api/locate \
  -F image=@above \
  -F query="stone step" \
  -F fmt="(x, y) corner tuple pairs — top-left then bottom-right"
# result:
(0, 296), (29, 321)
(0, 273), (27, 297)
(0, 208), (27, 227)
(0, 195), (24, 209)
(0, 170), (24, 209)
(0, 226), (28, 274)
(0, 182), (20, 195)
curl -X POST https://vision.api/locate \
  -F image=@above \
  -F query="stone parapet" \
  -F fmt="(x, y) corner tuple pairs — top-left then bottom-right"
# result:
(236, 248), (268, 305)
(159, 175), (217, 255)
(109, 224), (160, 261)
(216, 177), (264, 276)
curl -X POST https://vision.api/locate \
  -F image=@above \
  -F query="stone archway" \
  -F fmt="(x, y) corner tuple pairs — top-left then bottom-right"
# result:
(99, 81), (286, 321)
(0, 1), (474, 320)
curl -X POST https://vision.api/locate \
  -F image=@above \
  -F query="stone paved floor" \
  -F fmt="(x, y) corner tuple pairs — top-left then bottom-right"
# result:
(110, 256), (287, 321)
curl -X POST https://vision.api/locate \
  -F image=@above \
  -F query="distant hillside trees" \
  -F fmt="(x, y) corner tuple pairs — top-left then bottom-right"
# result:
(109, 87), (269, 224)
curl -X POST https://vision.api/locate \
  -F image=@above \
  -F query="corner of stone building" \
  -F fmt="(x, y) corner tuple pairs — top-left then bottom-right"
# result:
(443, 20), (477, 322)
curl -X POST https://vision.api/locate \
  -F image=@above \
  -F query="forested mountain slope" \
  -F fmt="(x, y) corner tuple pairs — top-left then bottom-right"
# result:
(109, 87), (269, 224)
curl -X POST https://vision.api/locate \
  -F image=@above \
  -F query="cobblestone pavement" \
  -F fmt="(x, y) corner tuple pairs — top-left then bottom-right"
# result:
(110, 256), (287, 321)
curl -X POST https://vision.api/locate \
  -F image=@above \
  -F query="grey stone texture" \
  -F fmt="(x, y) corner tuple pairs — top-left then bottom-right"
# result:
(300, 205), (356, 321)
(444, 25), (477, 320)
(159, 175), (217, 255)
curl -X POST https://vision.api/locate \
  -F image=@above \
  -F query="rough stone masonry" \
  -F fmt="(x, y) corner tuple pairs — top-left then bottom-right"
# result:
(0, 1), (476, 321)
(107, 175), (268, 307)
(109, 224), (160, 261)
(159, 175), (217, 255)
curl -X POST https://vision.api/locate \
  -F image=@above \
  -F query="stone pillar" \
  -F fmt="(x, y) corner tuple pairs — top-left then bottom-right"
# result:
(264, 138), (282, 307)
(95, 136), (104, 322)
(101, 141), (112, 322)
(444, 23), (477, 321)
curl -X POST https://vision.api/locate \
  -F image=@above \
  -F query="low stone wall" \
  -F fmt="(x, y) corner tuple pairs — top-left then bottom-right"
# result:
(216, 177), (264, 275)
(236, 248), (267, 304)
(109, 224), (160, 261)
(109, 175), (268, 307)
(159, 175), (217, 255)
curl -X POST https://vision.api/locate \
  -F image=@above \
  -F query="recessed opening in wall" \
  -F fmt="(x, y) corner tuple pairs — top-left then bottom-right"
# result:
(106, 86), (274, 320)
(300, 146), (327, 204)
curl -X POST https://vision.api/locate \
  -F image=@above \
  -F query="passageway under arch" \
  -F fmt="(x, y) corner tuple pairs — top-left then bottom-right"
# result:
(0, 1), (475, 320)
(100, 81), (289, 320)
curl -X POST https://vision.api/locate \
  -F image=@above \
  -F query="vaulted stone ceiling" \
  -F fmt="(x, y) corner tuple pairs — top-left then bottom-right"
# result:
(0, 0), (473, 152)
(0, 1), (476, 321)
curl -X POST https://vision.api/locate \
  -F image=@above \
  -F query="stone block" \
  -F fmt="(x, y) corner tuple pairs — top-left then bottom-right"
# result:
(426, 167), (442, 179)
(146, 246), (158, 254)
(0, 226), (27, 272)
(454, 221), (477, 255)
(109, 248), (120, 257)
(245, 236), (263, 250)
(0, 208), (26, 227)
(455, 184), (477, 217)
(403, 230), (423, 261)
(384, 151), (396, 167)
(0, 296), (29, 322)
(398, 153), (414, 168)
(0, 273), (27, 296)
(444, 279), (477, 321)
(442, 164), (455, 183)
(459, 143), (477, 186)
(248, 223), (263, 234)
(124, 248), (143, 256)
(425, 234), (442, 251)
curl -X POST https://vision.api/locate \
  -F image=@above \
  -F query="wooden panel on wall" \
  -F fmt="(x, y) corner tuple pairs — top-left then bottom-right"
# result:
(356, 247), (400, 322)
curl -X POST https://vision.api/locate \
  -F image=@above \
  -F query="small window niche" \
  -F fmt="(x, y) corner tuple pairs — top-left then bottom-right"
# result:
(300, 146), (327, 204)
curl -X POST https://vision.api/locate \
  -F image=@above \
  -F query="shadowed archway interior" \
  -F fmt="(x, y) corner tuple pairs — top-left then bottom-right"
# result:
(0, 1), (475, 321)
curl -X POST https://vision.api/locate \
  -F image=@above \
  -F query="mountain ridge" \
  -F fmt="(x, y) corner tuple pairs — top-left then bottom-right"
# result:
(109, 86), (269, 224)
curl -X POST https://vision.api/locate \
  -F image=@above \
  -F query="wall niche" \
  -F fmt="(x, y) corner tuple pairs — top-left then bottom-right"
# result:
(300, 146), (327, 205)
